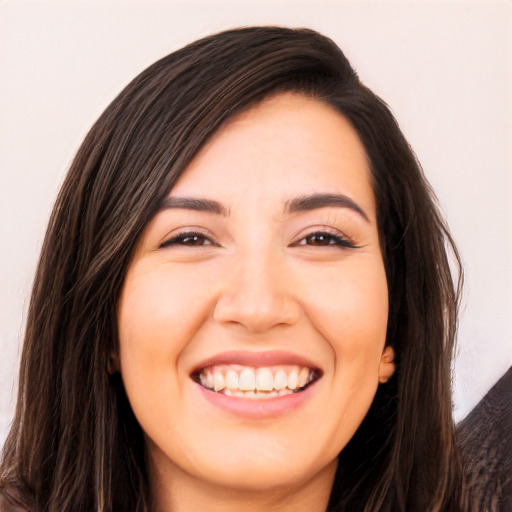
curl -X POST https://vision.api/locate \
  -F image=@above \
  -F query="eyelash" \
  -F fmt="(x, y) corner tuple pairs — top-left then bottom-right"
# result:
(291, 231), (357, 249)
(159, 231), (216, 248)
(159, 230), (357, 249)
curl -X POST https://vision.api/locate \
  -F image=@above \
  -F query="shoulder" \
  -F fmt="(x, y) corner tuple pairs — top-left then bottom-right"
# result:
(456, 366), (512, 512)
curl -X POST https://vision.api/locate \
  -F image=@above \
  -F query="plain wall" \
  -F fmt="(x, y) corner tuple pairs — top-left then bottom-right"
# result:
(1, 0), (511, 444)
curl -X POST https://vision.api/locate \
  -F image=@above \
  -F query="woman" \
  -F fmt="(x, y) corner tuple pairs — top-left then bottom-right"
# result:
(0, 27), (466, 511)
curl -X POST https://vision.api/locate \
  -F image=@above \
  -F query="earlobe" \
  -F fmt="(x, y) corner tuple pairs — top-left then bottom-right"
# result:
(378, 345), (395, 383)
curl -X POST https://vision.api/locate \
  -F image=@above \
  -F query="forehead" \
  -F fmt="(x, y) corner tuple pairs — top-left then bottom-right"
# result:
(171, 93), (375, 217)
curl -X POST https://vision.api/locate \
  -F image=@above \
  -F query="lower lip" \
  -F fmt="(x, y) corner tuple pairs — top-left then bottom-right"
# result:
(195, 380), (319, 419)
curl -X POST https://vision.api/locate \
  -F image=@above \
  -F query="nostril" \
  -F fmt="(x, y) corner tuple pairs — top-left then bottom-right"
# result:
(213, 288), (302, 333)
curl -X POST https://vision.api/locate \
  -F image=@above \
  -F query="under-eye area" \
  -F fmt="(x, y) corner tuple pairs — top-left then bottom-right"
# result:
(192, 364), (323, 399)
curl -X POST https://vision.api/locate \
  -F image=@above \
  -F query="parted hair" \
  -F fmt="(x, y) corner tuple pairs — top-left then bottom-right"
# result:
(0, 26), (466, 511)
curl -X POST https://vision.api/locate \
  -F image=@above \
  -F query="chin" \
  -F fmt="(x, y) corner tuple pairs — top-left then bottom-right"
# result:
(195, 453), (337, 494)
(147, 427), (339, 495)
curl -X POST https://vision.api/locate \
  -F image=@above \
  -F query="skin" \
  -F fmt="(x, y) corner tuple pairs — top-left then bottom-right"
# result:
(117, 93), (394, 512)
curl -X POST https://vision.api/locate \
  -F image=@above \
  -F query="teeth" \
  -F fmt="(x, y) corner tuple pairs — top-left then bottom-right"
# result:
(225, 370), (239, 389)
(214, 372), (225, 392)
(298, 367), (309, 388)
(255, 368), (274, 391)
(197, 364), (317, 397)
(274, 369), (288, 390)
(204, 372), (214, 389)
(224, 388), (288, 399)
(239, 368), (256, 391)
(287, 368), (298, 390)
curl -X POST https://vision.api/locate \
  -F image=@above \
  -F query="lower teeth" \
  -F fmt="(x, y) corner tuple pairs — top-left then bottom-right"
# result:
(221, 388), (296, 398)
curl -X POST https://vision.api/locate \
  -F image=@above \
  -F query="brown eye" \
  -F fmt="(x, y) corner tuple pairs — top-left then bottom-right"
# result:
(179, 235), (208, 246)
(305, 233), (334, 246)
(160, 232), (214, 248)
(293, 231), (357, 249)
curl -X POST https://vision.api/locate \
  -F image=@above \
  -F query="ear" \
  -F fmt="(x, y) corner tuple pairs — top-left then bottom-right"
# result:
(107, 352), (120, 375)
(378, 345), (395, 384)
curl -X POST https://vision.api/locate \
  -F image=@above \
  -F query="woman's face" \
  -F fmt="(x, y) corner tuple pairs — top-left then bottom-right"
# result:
(117, 93), (392, 498)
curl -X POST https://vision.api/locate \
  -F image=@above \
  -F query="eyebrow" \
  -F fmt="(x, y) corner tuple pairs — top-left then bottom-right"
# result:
(284, 193), (370, 222)
(160, 197), (229, 216)
(159, 192), (369, 222)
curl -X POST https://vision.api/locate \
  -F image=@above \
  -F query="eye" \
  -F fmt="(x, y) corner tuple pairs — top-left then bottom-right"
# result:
(293, 231), (357, 249)
(159, 231), (216, 248)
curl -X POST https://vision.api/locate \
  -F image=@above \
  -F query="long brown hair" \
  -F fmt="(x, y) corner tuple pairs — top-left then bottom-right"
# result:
(1, 27), (465, 511)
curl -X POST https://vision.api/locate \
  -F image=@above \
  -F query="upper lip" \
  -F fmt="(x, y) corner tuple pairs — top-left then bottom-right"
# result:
(191, 350), (322, 374)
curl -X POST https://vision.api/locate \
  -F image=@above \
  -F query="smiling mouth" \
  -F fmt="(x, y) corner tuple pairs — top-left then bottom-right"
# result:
(193, 365), (321, 399)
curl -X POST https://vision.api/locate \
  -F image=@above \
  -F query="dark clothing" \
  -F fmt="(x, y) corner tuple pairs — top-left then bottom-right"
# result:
(457, 366), (512, 512)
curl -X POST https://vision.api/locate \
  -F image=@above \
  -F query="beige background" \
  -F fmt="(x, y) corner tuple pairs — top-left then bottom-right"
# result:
(1, 0), (511, 444)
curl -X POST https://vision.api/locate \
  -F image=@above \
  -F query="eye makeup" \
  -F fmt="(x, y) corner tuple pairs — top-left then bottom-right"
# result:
(159, 231), (218, 249)
(291, 230), (358, 249)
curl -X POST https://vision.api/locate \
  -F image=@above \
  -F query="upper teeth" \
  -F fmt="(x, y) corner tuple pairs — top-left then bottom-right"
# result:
(198, 365), (315, 394)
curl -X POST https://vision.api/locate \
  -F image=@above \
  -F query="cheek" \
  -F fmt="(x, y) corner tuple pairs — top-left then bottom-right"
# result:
(116, 266), (209, 396)
(306, 255), (388, 338)
(118, 265), (210, 350)
(116, 265), (216, 446)
(304, 255), (388, 390)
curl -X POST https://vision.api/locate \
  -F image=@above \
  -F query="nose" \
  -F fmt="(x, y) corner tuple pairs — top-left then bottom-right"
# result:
(213, 251), (302, 334)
